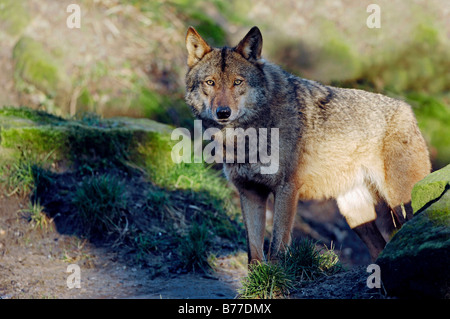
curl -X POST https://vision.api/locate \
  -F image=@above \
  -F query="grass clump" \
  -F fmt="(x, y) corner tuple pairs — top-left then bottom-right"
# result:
(239, 261), (294, 299)
(178, 222), (214, 273)
(72, 174), (128, 238)
(2, 155), (36, 197)
(280, 238), (342, 282)
(0, 150), (55, 199)
(238, 238), (342, 299)
(20, 200), (51, 231)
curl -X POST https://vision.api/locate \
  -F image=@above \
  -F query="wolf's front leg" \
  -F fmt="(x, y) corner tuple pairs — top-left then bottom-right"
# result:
(239, 188), (269, 264)
(269, 184), (299, 260)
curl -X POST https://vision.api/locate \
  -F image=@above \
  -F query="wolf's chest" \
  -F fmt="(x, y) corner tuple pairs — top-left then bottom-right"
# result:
(224, 162), (282, 191)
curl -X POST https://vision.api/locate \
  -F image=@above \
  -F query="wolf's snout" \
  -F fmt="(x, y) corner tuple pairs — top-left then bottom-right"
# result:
(216, 106), (231, 119)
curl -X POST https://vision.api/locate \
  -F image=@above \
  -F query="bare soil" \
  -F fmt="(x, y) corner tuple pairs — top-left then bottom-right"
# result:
(0, 183), (381, 299)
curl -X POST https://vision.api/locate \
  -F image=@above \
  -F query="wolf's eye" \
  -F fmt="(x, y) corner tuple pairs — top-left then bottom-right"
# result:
(234, 79), (243, 86)
(205, 80), (215, 86)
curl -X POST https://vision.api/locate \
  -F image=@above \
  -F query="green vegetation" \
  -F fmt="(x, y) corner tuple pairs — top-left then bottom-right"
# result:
(178, 222), (214, 273)
(1, 0), (449, 298)
(239, 261), (294, 299)
(239, 239), (343, 299)
(0, 107), (243, 272)
(0, 0), (30, 36)
(19, 200), (51, 231)
(405, 94), (450, 168)
(359, 23), (449, 95)
(12, 37), (70, 102)
(3, 0), (448, 167)
(411, 164), (450, 214)
(73, 174), (127, 238)
(377, 165), (450, 298)
(280, 239), (342, 282)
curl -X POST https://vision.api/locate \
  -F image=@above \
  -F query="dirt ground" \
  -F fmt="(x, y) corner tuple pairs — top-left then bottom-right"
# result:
(0, 191), (246, 299)
(0, 188), (382, 299)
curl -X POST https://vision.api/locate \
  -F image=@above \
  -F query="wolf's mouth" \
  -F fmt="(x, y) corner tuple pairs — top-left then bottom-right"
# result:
(216, 119), (230, 125)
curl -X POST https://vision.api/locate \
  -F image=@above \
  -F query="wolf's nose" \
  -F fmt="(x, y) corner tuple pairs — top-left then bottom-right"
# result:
(216, 106), (231, 119)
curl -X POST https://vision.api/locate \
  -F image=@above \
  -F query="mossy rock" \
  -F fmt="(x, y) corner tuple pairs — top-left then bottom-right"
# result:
(0, 107), (177, 180)
(411, 164), (450, 214)
(0, 0), (30, 36)
(12, 37), (71, 100)
(377, 171), (450, 298)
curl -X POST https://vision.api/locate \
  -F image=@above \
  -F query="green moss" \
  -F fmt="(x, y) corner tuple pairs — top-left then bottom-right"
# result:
(0, 0), (30, 36)
(377, 184), (450, 297)
(0, 106), (65, 125)
(379, 182), (450, 262)
(0, 107), (179, 173)
(407, 94), (450, 168)
(13, 37), (70, 97)
(1, 126), (68, 162)
(130, 129), (175, 181)
(411, 164), (450, 214)
(66, 123), (134, 167)
(378, 206), (449, 262)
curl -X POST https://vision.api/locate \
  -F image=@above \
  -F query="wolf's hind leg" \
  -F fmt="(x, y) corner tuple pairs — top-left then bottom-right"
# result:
(336, 185), (386, 260)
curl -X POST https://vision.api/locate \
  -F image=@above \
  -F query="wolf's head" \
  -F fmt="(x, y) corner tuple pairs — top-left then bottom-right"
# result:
(185, 26), (269, 128)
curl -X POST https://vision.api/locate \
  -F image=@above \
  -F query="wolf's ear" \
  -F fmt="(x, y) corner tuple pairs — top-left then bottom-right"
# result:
(235, 26), (263, 61)
(186, 27), (212, 68)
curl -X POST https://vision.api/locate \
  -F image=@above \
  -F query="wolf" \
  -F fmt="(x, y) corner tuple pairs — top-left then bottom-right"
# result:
(184, 26), (431, 262)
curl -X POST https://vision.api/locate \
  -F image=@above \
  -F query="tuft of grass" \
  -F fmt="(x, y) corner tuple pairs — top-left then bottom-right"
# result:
(280, 238), (343, 282)
(239, 261), (295, 299)
(20, 200), (51, 231)
(0, 149), (56, 198)
(145, 187), (169, 219)
(133, 232), (163, 263)
(178, 222), (214, 273)
(3, 156), (36, 197)
(72, 174), (128, 238)
(239, 238), (343, 299)
(318, 242), (343, 275)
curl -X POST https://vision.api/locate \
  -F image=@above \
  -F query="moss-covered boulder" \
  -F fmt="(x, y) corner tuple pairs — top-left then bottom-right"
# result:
(377, 165), (450, 298)
(0, 107), (233, 199)
(0, 0), (30, 37)
(0, 107), (177, 182)
(411, 164), (450, 214)
(12, 37), (71, 110)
